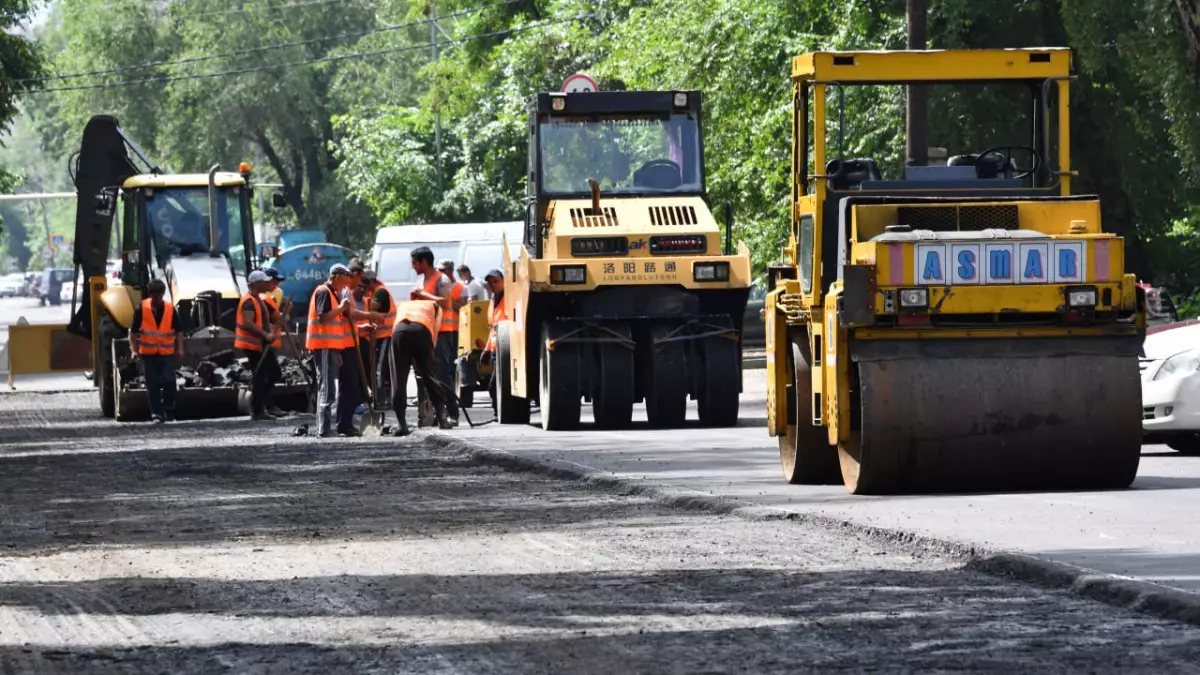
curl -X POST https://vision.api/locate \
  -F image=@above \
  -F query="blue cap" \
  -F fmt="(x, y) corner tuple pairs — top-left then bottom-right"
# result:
(263, 267), (284, 281)
(484, 268), (504, 280)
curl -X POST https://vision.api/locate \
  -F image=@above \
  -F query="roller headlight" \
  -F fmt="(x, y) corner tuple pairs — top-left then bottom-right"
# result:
(550, 265), (586, 285)
(898, 288), (928, 309)
(693, 262), (730, 282)
(1066, 285), (1097, 309)
(1154, 350), (1200, 381)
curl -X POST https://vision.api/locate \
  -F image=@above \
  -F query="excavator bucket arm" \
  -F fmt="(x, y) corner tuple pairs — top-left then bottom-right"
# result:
(67, 116), (142, 340)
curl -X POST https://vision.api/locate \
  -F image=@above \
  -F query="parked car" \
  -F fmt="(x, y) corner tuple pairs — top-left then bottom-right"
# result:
(0, 273), (24, 298)
(60, 281), (82, 305)
(37, 268), (74, 306)
(106, 259), (122, 286)
(1141, 322), (1200, 454)
(742, 276), (766, 349)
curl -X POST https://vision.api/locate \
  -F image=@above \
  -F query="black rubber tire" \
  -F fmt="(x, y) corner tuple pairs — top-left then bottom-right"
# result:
(697, 316), (740, 428)
(592, 323), (634, 430)
(645, 322), (687, 429)
(495, 323), (530, 425)
(98, 322), (116, 419)
(778, 333), (841, 485)
(539, 321), (582, 431)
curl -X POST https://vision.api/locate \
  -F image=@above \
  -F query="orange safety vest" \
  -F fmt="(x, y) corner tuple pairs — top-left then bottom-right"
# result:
(440, 281), (464, 333)
(306, 283), (354, 350)
(235, 294), (271, 352)
(260, 295), (285, 349)
(396, 300), (440, 344)
(137, 298), (177, 356)
(485, 293), (507, 353)
(417, 272), (458, 335)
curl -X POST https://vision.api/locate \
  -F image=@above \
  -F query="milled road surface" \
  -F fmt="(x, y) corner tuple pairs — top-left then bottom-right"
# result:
(454, 369), (1200, 596)
(0, 393), (1199, 672)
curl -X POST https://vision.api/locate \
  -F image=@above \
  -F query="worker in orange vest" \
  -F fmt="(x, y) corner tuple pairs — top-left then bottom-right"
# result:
(235, 270), (283, 421)
(408, 247), (460, 425)
(390, 298), (453, 436)
(481, 268), (507, 405)
(129, 278), (188, 424)
(260, 266), (291, 418)
(359, 269), (397, 400)
(436, 259), (469, 422)
(307, 264), (359, 437)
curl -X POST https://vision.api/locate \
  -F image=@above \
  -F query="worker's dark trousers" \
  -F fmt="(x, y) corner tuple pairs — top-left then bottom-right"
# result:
(391, 325), (447, 425)
(375, 337), (392, 398)
(435, 331), (459, 418)
(243, 349), (280, 416)
(338, 346), (361, 432)
(314, 349), (339, 436)
(142, 354), (177, 421)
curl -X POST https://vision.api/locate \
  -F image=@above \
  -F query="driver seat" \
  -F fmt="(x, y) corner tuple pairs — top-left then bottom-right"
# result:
(632, 161), (683, 190)
(826, 158), (882, 190)
(947, 153), (1016, 180)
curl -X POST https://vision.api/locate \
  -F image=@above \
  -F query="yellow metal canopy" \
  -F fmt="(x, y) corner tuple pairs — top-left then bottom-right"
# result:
(791, 48), (1072, 83)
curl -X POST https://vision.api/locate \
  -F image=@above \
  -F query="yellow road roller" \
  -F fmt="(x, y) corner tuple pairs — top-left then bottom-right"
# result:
(764, 48), (1146, 494)
(494, 87), (753, 430)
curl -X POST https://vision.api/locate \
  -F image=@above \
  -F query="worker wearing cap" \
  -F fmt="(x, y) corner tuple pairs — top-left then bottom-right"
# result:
(390, 296), (453, 435)
(306, 264), (358, 437)
(410, 248), (461, 425)
(260, 267), (292, 418)
(481, 269), (507, 403)
(236, 270), (283, 421)
(437, 259), (469, 423)
(130, 278), (188, 425)
(482, 268), (507, 356)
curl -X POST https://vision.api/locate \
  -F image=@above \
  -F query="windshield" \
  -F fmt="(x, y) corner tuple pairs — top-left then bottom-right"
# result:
(539, 113), (703, 195)
(145, 187), (246, 268)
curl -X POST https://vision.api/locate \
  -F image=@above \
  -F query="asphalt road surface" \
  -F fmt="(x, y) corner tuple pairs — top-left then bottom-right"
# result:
(0, 391), (1199, 672)
(452, 369), (1200, 597)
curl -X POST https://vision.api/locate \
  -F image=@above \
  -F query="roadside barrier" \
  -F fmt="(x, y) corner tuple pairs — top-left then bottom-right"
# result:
(5, 319), (91, 390)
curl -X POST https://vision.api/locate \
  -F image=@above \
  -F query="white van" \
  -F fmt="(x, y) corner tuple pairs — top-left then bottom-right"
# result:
(371, 221), (524, 289)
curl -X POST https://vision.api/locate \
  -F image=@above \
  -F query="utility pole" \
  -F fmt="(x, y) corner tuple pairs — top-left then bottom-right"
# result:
(906, 0), (928, 167)
(430, 0), (444, 194)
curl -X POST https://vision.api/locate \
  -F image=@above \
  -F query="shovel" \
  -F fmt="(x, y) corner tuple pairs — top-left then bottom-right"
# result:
(353, 328), (384, 436)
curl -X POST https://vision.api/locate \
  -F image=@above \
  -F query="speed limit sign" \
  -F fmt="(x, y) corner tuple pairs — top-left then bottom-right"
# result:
(561, 73), (598, 93)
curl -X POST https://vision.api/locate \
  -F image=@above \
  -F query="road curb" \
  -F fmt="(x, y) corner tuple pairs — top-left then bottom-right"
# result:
(423, 433), (1200, 627)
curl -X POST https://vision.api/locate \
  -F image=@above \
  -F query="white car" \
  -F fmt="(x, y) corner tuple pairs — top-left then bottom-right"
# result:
(0, 273), (24, 298)
(59, 281), (77, 304)
(1141, 322), (1200, 454)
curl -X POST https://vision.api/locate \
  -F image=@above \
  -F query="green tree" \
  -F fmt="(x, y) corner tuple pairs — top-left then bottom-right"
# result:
(0, 0), (45, 189)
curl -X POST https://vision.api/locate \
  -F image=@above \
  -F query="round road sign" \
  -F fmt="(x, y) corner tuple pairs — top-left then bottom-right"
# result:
(561, 73), (598, 93)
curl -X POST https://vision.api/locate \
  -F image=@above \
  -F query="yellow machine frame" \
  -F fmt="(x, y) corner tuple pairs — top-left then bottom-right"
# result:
(766, 48), (1144, 494)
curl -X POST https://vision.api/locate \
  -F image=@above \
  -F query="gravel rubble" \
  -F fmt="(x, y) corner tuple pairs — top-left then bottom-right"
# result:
(0, 392), (1197, 673)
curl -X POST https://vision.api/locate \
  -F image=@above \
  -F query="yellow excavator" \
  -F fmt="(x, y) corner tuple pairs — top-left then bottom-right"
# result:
(765, 48), (1146, 494)
(67, 115), (306, 420)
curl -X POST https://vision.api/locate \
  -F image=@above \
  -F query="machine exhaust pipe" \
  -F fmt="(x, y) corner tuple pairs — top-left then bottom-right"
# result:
(207, 164), (220, 257)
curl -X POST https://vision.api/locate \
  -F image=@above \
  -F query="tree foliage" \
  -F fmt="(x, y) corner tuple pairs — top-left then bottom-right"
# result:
(6, 0), (1200, 295)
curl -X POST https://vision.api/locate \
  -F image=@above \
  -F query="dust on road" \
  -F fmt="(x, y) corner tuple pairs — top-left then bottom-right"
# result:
(0, 392), (1198, 674)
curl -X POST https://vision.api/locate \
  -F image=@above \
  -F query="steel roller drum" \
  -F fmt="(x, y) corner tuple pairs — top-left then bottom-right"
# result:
(838, 336), (1143, 495)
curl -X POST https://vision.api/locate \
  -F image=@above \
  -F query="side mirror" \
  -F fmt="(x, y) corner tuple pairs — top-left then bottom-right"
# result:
(272, 191), (287, 208)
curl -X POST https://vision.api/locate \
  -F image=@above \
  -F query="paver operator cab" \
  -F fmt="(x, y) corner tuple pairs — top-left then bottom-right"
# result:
(766, 48), (1146, 494)
(66, 115), (288, 421)
(494, 88), (752, 430)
